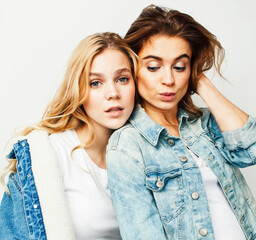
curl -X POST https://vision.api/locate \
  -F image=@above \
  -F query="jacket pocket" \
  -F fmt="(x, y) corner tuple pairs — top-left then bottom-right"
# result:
(145, 165), (185, 222)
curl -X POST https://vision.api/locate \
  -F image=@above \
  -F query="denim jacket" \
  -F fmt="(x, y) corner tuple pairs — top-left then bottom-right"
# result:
(107, 105), (256, 240)
(0, 131), (75, 240)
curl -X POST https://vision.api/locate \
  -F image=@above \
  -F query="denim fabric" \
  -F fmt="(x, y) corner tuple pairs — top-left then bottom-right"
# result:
(107, 105), (256, 240)
(0, 140), (46, 240)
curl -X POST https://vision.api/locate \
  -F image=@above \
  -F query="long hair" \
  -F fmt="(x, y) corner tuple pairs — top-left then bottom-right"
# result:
(124, 4), (225, 116)
(1, 32), (138, 183)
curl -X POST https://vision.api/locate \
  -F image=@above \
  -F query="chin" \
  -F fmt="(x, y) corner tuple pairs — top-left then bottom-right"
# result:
(156, 102), (178, 111)
(108, 121), (127, 130)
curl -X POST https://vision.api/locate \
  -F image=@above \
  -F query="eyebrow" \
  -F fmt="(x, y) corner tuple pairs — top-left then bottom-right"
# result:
(115, 68), (131, 75)
(89, 68), (131, 78)
(142, 54), (190, 61)
(89, 72), (103, 77)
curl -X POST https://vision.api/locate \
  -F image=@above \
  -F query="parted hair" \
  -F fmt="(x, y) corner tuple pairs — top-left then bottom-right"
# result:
(124, 4), (225, 117)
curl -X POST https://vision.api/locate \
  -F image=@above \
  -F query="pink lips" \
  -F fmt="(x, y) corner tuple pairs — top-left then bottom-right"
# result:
(159, 92), (176, 101)
(105, 106), (124, 117)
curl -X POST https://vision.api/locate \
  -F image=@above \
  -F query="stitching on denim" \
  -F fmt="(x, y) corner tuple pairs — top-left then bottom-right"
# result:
(16, 140), (47, 239)
(109, 147), (145, 175)
(232, 166), (256, 216)
(248, 146), (256, 165)
(9, 173), (22, 193)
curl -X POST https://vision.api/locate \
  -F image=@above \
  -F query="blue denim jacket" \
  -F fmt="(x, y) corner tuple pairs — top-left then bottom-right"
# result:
(0, 131), (75, 240)
(107, 105), (256, 240)
(0, 140), (47, 239)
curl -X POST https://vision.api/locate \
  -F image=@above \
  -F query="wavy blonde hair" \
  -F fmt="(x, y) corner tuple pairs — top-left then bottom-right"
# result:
(1, 32), (138, 185)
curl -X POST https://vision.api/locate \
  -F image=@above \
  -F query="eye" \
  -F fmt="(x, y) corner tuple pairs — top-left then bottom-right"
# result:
(173, 66), (186, 72)
(90, 80), (102, 88)
(147, 66), (161, 72)
(117, 77), (129, 83)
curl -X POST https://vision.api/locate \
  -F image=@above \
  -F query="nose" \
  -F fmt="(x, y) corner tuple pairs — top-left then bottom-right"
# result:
(105, 82), (120, 100)
(161, 67), (174, 86)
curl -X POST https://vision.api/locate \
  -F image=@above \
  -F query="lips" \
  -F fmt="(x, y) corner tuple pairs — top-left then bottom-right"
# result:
(159, 92), (176, 101)
(160, 92), (175, 96)
(105, 106), (124, 112)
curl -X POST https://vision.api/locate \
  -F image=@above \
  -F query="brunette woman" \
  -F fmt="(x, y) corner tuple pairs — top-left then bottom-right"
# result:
(107, 5), (256, 240)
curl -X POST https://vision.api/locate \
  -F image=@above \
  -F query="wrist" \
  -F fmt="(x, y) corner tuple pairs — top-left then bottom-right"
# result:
(196, 75), (213, 97)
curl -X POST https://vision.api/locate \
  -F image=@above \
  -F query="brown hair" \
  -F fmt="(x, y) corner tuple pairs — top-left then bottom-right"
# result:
(124, 4), (224, 116)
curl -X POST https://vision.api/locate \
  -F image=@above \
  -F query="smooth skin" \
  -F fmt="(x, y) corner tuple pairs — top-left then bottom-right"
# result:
(137, 34), (248, 136)
(77, 49), (135, 169)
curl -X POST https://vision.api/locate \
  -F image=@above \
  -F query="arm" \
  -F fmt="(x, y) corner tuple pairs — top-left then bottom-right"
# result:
(107, 149), (167, 240)
(197, 74), (248, 132)
(197, 75), (256, 167)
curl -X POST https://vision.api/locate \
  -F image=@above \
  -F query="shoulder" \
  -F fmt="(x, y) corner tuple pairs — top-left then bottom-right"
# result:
(108, 123), (143, 150)
(198, 107), (215, 126)
(49, 129), (74, 143)
(198, 108), (222, 137)
(107, 123), (147, 163)
(49, 129), (78, 149)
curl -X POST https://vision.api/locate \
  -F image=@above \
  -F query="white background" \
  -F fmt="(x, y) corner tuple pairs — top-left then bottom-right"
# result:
(0, 0), (256, 200)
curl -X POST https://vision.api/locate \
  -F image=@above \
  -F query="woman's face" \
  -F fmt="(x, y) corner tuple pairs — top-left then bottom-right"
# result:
(83, 49), (135, 130)
(137, 34), (191, 113)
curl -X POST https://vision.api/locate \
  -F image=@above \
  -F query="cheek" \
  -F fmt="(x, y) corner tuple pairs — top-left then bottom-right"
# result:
(137, 72), (152, 95)
(126, 84), (136, 102)
(82, 92), (98, 113)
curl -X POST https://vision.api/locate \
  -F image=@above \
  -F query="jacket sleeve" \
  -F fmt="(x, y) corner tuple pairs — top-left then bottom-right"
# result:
(107, 148), (167, 240)
(0, 173), (30, 239)
(208, 113), (256, 167)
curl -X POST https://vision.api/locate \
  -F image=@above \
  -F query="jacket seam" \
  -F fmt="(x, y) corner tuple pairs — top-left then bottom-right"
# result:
(248, 147), (256, 165)
(9, 173), (22, 193)
(108, 147), (146, 174)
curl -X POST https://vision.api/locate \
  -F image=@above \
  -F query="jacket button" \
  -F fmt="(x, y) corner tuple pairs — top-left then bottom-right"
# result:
(156, 177), (164, 188)
(168, 139), (175, 146)
(21, 142), (25, 147)
(33, 204), (38, 209)
(199, 228), (208, 236)
(191, 192), (199, 200)
(180, 156), (188, 162)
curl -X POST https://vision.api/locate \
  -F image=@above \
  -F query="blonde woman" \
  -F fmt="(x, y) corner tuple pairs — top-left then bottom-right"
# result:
(0, 32), (137, 239)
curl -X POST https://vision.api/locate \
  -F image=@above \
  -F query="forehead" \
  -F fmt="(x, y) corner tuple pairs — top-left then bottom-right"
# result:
(90, 49), (131, 72)
(139, 34), (192, 59)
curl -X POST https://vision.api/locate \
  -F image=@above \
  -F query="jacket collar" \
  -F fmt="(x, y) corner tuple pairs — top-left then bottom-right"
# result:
(129, 105), (196, 146)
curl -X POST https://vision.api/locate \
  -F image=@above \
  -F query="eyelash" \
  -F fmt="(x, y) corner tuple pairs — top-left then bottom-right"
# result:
(117, 77), (129, 83)
(173, 66), (186, 72)
(147, 66), (160, 72)
(147, 66), (186, 72)
(90, 81), (101, 87)
(89, 77), (129, 88)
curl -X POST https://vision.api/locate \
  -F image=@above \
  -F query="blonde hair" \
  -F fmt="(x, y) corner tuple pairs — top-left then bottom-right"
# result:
(1, 32), (138, 185)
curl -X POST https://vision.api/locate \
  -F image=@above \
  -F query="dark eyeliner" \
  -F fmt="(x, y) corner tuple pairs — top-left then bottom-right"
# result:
(173, 66), (186, 71)
(147, 66), (160, 72)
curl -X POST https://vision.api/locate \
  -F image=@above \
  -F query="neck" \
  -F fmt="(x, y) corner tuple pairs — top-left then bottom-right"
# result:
(76, 122), (113, 169)
(143, 102), (180, 136)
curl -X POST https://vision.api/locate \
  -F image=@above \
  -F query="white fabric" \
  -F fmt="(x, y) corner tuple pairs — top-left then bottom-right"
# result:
(27, 130), (76, 240)
(49, 130), (121, 240)
(187, 148), (246, 240)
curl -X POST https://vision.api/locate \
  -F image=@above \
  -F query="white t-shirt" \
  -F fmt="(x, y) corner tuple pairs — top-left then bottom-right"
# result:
(49, 130), (121, 240)
(187, 148), (246, 240)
